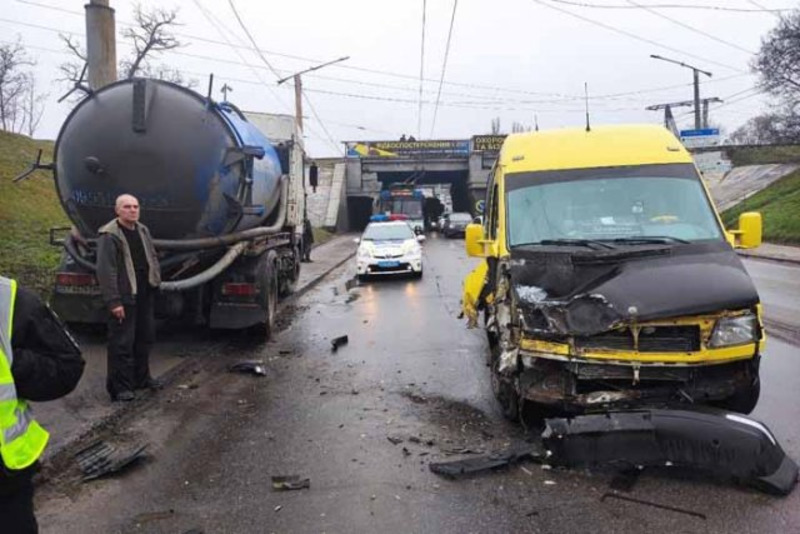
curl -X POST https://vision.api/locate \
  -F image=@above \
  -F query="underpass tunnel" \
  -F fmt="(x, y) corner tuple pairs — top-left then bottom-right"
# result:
(376, 170), (472, 226)
(347, 196), (375, 232)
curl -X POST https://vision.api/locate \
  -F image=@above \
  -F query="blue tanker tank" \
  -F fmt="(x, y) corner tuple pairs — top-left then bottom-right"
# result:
(54, 78), (283, 240)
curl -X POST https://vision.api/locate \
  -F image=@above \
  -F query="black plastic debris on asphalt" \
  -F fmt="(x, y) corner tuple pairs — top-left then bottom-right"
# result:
(75, 440), (148, 482)
(331, 335), (349, 352)
(271, 475), (311, 491)
(428, 408), (798, 496)
(429, 444), (543, 478)
(228, 360), (267, 376)
(543, 408), (799, 496)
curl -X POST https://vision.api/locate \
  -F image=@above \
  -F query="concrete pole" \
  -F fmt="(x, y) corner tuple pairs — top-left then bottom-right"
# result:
(693, 69), (701, 130)
(85, 0), (117, 90)
(294, 74), (303, 133)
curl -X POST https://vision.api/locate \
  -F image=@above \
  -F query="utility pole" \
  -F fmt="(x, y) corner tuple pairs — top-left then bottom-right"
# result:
(650, 54), (712, 130)
(277, 56), (349, 134)
(221, 83), (233, 101)
(85, 0), (117, 90)
(646, 97), (722, 132)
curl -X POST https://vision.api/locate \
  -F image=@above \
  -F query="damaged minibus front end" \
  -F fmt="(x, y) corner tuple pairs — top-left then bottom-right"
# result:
(495, 242), (764, 417)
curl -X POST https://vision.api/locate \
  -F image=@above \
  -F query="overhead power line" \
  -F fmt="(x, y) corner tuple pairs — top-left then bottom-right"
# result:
(546, 0), (791, 12)
(16, 0), (750, 102)
(430, 0), (459, 137)
(530, 0), (747, 72)
(418, 0), (427, 138)
(627, 0), (755, 55)
(226, 0), (282, 81)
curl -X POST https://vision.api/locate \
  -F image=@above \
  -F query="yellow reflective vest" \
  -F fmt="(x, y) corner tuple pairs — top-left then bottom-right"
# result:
(0, 276), (49, 470)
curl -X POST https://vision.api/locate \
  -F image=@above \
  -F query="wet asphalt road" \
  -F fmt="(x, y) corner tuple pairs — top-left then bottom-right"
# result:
(38, 236), (800, 533)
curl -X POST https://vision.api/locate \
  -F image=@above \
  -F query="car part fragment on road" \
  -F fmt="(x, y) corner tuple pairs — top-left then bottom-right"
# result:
(429, 443), (543, 478)
(331, 335), (349, 352)
(429, 408), (797, 496)
(543, 409), (799, 496)
(228, 360), (267, 376)
(75, 440), (148, 482)
(271, 475), (311, 491)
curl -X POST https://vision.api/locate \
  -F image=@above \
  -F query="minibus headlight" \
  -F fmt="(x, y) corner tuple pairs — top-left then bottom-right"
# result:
(709, 313), (758, 348)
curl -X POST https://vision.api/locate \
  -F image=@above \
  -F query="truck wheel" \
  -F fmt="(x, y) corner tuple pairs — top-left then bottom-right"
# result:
(279, 245), (301, 297)
(716, 379), (760, 414)
(256, 253), (279, 340)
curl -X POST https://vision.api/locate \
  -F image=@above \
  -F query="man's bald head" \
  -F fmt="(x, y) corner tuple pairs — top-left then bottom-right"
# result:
(115, 194), (140, 228)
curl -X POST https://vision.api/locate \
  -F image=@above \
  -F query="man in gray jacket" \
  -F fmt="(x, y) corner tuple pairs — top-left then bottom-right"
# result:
(96, 194), (161, 402)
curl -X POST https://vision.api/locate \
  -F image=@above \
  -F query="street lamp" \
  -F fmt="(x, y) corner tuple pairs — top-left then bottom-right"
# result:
(277, 56), (350, 133)
(650, 54), (712, 130)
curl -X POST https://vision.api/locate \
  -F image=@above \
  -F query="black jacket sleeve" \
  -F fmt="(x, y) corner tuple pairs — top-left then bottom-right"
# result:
(11, 287), (85, 402)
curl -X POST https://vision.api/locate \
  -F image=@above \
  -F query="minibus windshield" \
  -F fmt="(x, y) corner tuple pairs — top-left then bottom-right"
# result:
(505, 164), (723, 248)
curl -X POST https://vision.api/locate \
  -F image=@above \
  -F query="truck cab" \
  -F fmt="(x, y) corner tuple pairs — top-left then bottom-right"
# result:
(462, 125), (765, 421)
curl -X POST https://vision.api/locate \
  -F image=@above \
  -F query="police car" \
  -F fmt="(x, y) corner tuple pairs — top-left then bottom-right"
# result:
(356, 219), (425, 280)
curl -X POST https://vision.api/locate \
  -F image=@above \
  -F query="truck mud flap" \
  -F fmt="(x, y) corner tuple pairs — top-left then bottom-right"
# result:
(542, 408), (798, 496)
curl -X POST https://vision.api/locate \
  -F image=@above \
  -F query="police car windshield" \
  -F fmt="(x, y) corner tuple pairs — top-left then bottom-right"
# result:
(363, 224), (415, 241)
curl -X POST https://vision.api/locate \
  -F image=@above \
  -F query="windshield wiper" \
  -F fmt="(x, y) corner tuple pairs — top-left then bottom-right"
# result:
(519, 239), (617, 250)
(610, 236), (690, 245)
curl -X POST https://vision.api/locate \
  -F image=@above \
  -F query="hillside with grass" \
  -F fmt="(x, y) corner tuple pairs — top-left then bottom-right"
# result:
(0, 131), (69, 298)
(722, 167), (800, 245)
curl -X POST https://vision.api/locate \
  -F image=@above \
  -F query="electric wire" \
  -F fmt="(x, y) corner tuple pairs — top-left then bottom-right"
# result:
(417, 0), (427, 138)
(546, 0), (790, 12)
(225, 0), (341, 152)
(226, 0), (282, 80)
(0, 16), (753, 107)
(530, 0), (747, 72)
(626, 0), (755, 55)
(430, 0), (459, 137)
(13, 1), (754, 102)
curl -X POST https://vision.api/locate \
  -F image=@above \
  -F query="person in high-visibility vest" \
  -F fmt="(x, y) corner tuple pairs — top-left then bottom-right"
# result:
(0, 276), (84, 533)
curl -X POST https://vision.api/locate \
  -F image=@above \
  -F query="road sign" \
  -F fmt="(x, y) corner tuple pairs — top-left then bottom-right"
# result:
(475, 199), (486, 214)
(679, 128), (720, 149)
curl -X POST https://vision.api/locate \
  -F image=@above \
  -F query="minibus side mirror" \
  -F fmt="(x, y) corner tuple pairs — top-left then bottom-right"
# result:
(730, 212), (762, 249)
(465, 224), (486, 257)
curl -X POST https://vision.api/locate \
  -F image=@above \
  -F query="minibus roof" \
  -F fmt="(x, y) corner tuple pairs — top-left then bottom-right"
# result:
(499, 124), (694, 175)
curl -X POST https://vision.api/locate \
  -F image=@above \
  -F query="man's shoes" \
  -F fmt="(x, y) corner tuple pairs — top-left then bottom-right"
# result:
(112, 391), (135, 402)
(137, 377), (164, 391)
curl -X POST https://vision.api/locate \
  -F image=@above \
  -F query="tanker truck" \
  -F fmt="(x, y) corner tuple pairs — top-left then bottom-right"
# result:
(41, 78), (307, 337)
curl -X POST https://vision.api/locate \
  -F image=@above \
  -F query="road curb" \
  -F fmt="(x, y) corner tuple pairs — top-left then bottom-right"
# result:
(737, 251), (800, 266)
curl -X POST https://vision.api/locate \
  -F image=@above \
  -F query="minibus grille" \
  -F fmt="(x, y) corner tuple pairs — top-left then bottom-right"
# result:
(575, 325), (701, 353)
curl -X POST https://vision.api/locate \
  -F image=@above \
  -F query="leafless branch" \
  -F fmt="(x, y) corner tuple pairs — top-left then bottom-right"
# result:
(123, 4), (182, 79)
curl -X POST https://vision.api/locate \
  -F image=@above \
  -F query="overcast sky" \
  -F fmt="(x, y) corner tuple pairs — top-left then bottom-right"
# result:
(3, 0), (796, 157)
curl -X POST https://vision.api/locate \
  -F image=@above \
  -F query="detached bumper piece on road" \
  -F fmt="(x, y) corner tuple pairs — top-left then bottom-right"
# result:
(430, 408), (798, 496)
(544, 409), (798, 496)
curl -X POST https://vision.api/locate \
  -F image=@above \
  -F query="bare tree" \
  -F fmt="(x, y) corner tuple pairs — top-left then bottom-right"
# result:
(490, 117), (501, 135)
(0, 39), (35, 133)
(59, 3), (193, 88)
(120, 4), (181, 79)
(511, 121), (530, 133)
(23, 73), (47, 137)
(729, 108), (800, 145)
(753, 9), (800, 105)
(57, 34), (87, 85)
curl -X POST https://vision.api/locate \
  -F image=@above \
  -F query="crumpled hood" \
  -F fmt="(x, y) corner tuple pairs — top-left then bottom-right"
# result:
(509, 242), (759, 336)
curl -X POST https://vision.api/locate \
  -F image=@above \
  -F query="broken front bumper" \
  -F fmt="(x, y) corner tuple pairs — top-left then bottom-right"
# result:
(518, 354), (758, 411)
(543, 409), (798, 496)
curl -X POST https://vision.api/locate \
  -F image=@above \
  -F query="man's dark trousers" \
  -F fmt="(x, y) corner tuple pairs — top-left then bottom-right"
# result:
(106, 288), (155, 397)
(0, 467), (37, 533)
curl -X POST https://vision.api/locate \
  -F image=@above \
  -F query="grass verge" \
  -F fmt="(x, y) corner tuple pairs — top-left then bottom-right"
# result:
(0, 131), (67, 299)
(721, 168), (800, 245)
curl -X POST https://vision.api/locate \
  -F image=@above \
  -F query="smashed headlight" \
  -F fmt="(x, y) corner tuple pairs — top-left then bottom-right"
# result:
(709, 313), (758, 348)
